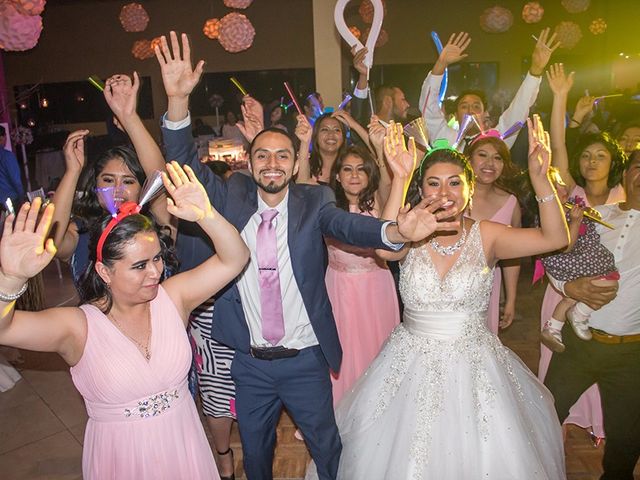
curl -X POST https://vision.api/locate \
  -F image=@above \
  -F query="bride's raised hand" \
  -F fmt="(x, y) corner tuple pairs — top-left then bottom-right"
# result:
(396, 196), (459, 242)
(162, 161), (214, 222)
(1, 198), (57, 284)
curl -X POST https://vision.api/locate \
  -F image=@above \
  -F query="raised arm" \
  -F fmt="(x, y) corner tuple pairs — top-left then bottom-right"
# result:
(483, 115), (569, 261)
(546, 63), (577, 190)
(51, 130), (88, 261)
(155, 31), (205, 123)
(419, 32), (470, 143)
(104, 73), (172, 228)
(350, 46), (371, 126)
(294, 114), (313, 184)
(368, 115), (391, 206)
(161, 162), (249, 319)
(0, 199), (85, 364)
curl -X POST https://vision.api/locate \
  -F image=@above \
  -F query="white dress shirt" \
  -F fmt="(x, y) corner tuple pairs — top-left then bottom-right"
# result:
(588, 204), (640, 335)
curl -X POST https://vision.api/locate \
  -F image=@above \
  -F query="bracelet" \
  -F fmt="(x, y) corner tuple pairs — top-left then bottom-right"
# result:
(535, 193), (556, 204)
(0, 282), (27, 302)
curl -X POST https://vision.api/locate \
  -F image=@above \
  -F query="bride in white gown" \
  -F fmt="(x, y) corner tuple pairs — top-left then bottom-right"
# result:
(306, 117), (568, 480)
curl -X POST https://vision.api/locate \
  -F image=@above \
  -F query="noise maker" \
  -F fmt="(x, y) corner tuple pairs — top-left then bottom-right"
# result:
(138, 170), (166, 208)
(96, 187), (120, 217)
(563, 202), (614, 229)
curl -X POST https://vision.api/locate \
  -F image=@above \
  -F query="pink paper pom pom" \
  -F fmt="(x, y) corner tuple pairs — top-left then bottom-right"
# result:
(203, 18), (221, 40)
(555, 21), (583, 49)
(218, 12), (255, 53)
(119, 3), (149, 33)
(131, 39), (154, 60)
(561, 0), (590, 14)
(223, 0), (253, 9)
(480, 6), (514, 34)
(521, 2), (544, 24)
(0, 3), (42, 51)
(10, 0), (46, 16)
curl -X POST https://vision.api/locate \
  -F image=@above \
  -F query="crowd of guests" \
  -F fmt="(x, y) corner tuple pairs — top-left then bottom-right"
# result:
(0, 23), (639, 480)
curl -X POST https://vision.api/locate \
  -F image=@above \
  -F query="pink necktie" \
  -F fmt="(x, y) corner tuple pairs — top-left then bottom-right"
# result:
(256, 209), (285, 345)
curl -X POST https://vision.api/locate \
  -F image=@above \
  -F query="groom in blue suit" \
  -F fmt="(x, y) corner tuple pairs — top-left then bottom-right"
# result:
(157, 32), (439, 480)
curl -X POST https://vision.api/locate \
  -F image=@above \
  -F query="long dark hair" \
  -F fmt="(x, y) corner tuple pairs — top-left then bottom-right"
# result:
(570, 132), (627, 189)
(78, 213), (178, 313)
(309, 113), (348, 179)
(329, 146), (380, 213)
(73, 146), (146, 221)
(406, 149), (475, 208)
(464, 136), (520, 195)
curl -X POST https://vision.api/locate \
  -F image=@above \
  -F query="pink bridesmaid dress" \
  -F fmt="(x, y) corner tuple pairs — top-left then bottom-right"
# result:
(538, 184), (625, 438)
(325, 207), (400, 405)
(70, 286), (219, 479)
(486, 194), (518, 334)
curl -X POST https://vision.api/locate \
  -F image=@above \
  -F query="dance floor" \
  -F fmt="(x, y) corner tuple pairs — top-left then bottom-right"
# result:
(0, 261), (638, 479)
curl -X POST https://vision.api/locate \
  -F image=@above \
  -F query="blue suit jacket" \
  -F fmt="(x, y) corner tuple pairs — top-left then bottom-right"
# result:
(162, 125), (390, 372)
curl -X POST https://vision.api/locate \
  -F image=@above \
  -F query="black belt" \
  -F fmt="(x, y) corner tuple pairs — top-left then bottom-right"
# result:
(250, 346), (300, 360)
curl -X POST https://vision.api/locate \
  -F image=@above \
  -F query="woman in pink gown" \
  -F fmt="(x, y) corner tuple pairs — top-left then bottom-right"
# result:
(327, 146), (400, 404)
(543, 64), (628, 439)
(464, 134), (521, 334)
(0, 164), (249, 479)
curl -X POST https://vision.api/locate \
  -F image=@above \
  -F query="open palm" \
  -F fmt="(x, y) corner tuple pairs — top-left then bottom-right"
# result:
(155, 31), (204, 98)
(162, 162), (212, 222)
(1, 199), (56, 282)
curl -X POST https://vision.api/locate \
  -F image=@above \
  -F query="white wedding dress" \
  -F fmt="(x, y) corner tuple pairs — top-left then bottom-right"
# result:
(306, 222), (566, 480)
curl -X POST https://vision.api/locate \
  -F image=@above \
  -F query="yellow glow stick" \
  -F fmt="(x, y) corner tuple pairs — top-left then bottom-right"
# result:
(230, 77), (248, 96)
(88, 76), (105, 92)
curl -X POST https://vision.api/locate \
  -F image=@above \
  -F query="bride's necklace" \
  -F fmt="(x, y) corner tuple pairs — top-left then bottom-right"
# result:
(429, 218), (467, 256)
(109, 303), (152, 361)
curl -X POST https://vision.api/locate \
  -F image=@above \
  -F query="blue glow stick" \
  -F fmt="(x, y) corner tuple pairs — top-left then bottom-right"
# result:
(430, 31), (447, 107)
(337, 94), (352, 111)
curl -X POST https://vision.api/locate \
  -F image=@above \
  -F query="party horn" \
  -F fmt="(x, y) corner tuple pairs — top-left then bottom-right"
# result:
(500, 121), (524, 140)
(230, 77), (248, 96)
(88, 76), (105, 92)
(306, 93), (323, 118)
(283, 82), (304, 116)
(4, 198), (14, 215)
(337, 94), (352, 111)
(452, 114), (476, 150)
(563, 202), (614, 229)
(403, 117), (429, 149)
(138, 170), (166, 207)
(431, 31), (448, 106)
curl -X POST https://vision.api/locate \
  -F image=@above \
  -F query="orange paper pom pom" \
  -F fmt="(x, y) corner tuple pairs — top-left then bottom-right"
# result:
(589, 18), (607, 35)
(522, 2), (544, 24)
(480, 6), (514, 33)
(131, 39), (154, 60)
(349, 26), (361, 40)
(150, 36), (162, 51)
(119, 3), (149, 33)
(359, 0), (386, 24)
(218, 12), (255, 53)
(203, 18), (221, 40)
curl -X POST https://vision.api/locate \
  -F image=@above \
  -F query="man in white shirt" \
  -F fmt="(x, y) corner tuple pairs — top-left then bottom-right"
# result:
(545, 149), (640, 480)
(418, 29), (559, 150)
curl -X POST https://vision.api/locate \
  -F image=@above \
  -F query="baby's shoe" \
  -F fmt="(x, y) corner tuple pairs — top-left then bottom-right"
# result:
(541, 321), (565, 353)
(567, 306), (592, 341)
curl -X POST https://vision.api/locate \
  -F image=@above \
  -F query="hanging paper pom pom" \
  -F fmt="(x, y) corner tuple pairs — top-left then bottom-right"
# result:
(203, 18), (221, 40)
(150, 36), (162, 51)
(0, 3), (42, 51)
(561, 0), (590, 14)
(9, 0), (46, 16)
(119, 3), (149, 33)
(131, 39), (154, 60)
(521, 2), (544, 24)
(217, 12), (255, 53)
(359, 0), (386, 24)
(349, 26), (361, 40)
(480, 6), (514, 34)
(589, 18), (607, 35)
(554, 21), (582, 49)
(223, 0), (253, 8)
(363, 26), (388, 47)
